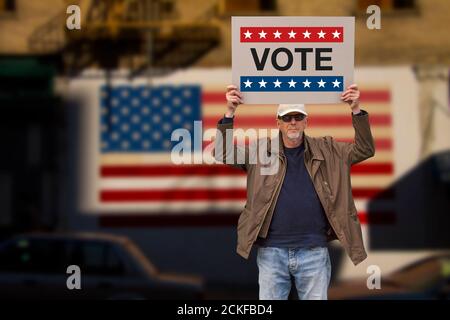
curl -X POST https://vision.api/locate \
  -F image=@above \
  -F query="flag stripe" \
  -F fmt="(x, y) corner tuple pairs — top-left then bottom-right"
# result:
(100, 177), (246, 189)
(351, 163), (393, 174)
(95, 200), (246, 212)
(99, 175), (393, 190)
(353, 188), (394, 199)
(100, 189), (248, 201)
(101, 163), (393, 177)
(202, 90), (391, 104)
(350, 175), (393, 187)
(202, 92), (226, 104)
(357, 211), (396, 224)
(338, 138), (392, 150)
(100, 150), (393, 165)
(101, 165), (243, 177)
(93, 200), (390, 213)
(203, 103), (392, 116)
(360, 90), (391, 102)
(100, 187), (393, 202)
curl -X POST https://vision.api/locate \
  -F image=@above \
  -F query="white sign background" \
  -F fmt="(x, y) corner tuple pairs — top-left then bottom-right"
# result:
(232, 16), (354, 104)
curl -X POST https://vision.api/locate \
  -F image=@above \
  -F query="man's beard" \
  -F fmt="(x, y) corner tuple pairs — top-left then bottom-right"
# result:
(287, 131), (301, 140)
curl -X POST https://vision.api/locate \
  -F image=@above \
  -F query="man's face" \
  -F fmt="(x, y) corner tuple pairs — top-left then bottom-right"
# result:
(277, 112), (308, 140)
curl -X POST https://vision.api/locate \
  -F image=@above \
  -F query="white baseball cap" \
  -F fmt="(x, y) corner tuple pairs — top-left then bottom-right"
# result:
(277, 104), (308, 117)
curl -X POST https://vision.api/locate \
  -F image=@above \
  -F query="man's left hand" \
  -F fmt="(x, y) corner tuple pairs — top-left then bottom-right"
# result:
(341, 84), (361, 114)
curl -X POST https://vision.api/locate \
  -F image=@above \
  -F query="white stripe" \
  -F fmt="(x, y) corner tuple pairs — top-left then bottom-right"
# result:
(203, 104), (277, 117)
(351, 175), (394, 187)
(100, 176), (393, 191)
(96, 199), (394, 213)
(203, 103), (392, 117)
(100, 177), (247, 190)
(94, 200), (246, 213)
(354, 199), (395, 212)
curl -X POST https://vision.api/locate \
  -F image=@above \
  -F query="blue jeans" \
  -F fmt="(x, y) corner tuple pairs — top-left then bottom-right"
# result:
(257, 246), (331, 300)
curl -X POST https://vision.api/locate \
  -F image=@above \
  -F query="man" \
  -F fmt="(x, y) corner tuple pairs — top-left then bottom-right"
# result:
(214, 84), (375, 300)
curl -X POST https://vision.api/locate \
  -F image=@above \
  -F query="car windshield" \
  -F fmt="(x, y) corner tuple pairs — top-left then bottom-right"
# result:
(123, 240), (158, 275)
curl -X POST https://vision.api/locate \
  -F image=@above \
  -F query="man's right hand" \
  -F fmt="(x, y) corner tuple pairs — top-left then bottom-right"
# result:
(225, 85), (243, 118)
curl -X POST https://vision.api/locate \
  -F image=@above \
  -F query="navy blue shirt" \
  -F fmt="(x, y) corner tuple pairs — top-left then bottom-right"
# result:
(256, 143), (328, 248)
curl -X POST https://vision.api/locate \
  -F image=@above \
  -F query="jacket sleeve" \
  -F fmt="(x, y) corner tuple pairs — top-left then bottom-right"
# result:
(214, 119), (249, 171)
(330, 110), (376, 165)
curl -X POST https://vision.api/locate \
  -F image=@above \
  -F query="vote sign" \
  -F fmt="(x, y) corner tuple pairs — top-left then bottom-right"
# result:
(232, 16), (355, 104)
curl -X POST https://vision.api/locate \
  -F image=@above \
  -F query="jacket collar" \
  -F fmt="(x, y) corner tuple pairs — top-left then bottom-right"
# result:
(304, 134), (324, 161)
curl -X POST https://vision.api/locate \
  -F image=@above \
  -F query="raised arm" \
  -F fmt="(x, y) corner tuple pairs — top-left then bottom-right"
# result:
(214, 85), (249, 171)
(333, 84), (375, 165)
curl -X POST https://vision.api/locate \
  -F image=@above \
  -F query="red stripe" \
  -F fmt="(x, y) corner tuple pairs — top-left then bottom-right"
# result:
(309, 114), (391, 126)
(360, 90), (391, 103)
(357, 211), (396, 224)
(100, 187), (393, 202)
(352, 188), (394, 199)
(203, 114), (391, 128)
(351, 163), (393, 174)
(98, 211), (395, 227)
(337, 138), (392, 150)
(202, 90), (390, 103)
(101, 163), (392, 177)
(100, 189), (247, 202)
(202, 92), (225, 104)
(101, 165), (244, 177)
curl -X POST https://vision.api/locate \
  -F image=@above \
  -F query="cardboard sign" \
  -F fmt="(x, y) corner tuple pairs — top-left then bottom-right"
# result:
(232, 16), (354, 104)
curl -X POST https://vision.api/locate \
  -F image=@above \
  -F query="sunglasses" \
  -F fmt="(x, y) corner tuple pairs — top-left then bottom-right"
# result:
(278, 113), (306, 123)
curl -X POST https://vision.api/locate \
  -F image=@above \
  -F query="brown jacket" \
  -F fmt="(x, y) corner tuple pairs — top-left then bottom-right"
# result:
(215, 111), (375, 266)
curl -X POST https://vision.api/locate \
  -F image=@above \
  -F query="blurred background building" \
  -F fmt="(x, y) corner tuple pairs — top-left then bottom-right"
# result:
(0, 0), (449, 299)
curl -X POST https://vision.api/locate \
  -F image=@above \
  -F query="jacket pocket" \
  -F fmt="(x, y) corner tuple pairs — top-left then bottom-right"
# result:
(321, 180), (333, 198)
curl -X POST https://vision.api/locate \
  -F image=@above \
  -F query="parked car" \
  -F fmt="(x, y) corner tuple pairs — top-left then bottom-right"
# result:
(0, 232), (204, 299)
(328, 254), (450, 299)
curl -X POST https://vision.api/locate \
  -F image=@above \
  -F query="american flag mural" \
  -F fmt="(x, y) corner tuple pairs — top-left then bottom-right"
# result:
(73, 69), (395, 228)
